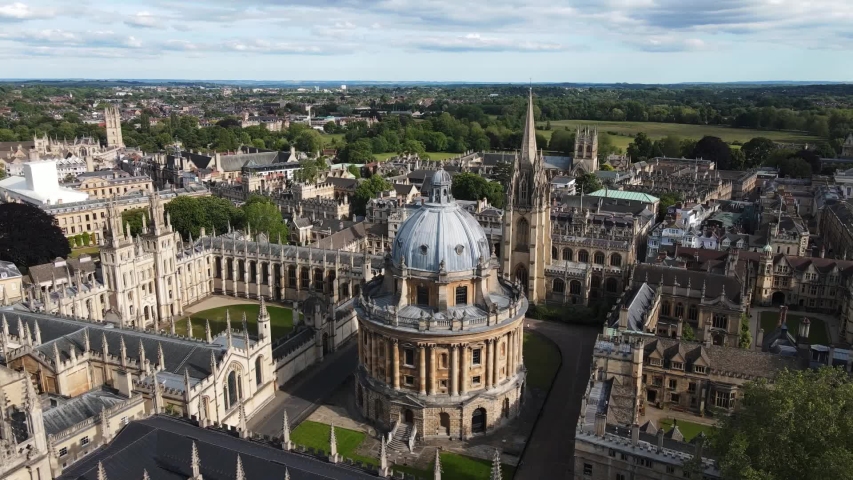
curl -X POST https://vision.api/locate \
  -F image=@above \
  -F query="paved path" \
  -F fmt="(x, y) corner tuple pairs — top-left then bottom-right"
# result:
(516, 320), (599, 480)
(247, 341), (358, 437)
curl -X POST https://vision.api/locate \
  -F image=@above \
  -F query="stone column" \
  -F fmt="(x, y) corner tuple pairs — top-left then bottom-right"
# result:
(365, 330), (373, 376)
(357, 328), (363, 367)
(506, 332), (513, 379)
(418, 344), (426, 395)
(429, 344), (437, 395)
(460, 346), (467, 395)
(450, 345), (459, 396)
(371, 332), (379, 378)
(485, 340), (492, 389)
(385, 338), (391, 385)
(392, 339), (400, 390)
(491, 337), (498, 386)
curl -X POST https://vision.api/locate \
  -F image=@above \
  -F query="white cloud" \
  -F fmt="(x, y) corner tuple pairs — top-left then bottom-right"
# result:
(125, 11), (163, 29)
(223, 39), (343, 55)
(411, 33), (568, 52)
(0, 2), (55, 21)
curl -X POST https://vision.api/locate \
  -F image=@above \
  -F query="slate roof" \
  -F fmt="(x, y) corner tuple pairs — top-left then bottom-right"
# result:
(632, 264), (744, 303)
(43, 388), (128, 435)
(610, 283), (657, 331)
(644, 336), (798, 379)
(28, 257), (96, 284)
(325, 177), (358, 190)
(0, 260), (21, 279)
(1, 309), (224, 380)
(58, 415), (379, 480)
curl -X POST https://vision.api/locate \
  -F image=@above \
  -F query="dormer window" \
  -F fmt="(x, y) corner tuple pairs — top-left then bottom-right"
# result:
(649, 358), (662, 367)
(693, 365), (706, 374)
(671, 362), (683, 370)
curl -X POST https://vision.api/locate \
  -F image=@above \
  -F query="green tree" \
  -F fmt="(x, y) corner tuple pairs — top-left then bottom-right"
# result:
(600, 164), (615, 171)
(714, 367), (853, 480)
(241, 196), (288, 240)
(323, 121), (337, 134)
(682, 323), (696, 341)
(295, 129), (322, 155)
(0, 203), (71, 268)
(341, 138), (374, 164)
(347, 164), (362, 178)
(492, 161), (514, 185)
(451, 172), (506, 209)
(739, 313), (752, 349)
(164, 196), (242, 240)
(294, 158), (327, 183)
(575, 172), (602, 195)
(741, 137), (776, 168)
(654, 135), (683, 158)
(627, 133), (655, 162)
(548, 129), (575, 156)
(121, 208), (148, 237)
(353, 175), (392, 216)
(693, 136), (733, 169)
(657, 191), (683, 221)
(252, 138), (266, 150)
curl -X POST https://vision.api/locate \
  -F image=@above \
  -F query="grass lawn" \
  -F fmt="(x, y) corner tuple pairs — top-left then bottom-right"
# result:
(69, 246), (101, 259)
(372, 151), (461, 162)
(292, 421), (515, 478)
(523, 332), (561, 389)
(322, 133), (345, 146)
(176, 304), (293, 340)
(758, 310), (830, 345)
(659, 418), (717, 442)
(536, 120), (819, 153)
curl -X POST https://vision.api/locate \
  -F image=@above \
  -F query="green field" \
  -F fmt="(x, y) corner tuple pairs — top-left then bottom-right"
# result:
(523, 332), (562, 389)
(291, 421), (515, 478)
(176, 304), (294, 340)
(536, 120), (819, 153)
(322, 133), (345, 147)
(372, 151), (461, 162)
(659, 418), (716, 442)
(758, 310), (830, 345)
(69, 246), (100, 259)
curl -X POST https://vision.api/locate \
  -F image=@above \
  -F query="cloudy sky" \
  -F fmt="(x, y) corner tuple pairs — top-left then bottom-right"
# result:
(0, 0), (851, 83)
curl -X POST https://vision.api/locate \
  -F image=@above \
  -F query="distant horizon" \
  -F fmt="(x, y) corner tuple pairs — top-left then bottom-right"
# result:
(0, 78), (850, 87)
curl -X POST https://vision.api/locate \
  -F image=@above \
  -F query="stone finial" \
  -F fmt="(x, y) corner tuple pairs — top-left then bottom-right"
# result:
(97, 461), (108, 480)
(197, 393), (207, 427)
(329, 424), (339, 463)
(235, 455), (246, 480)
(100, 408), (111, 441)
(186, 317), (193, 339)
(490, 449), (502, 480)
(24, 372), (38, 409)
(157, 342), (165, 371)
(101, 332), (109, 358)
(205, 319), (213, 343)
(53, 342), (61, 367)
(184, 368), (192, 402)
(378, 437), (388, 476)
(282, 409), (292, 451)
(119, 336), (128, 367)
(191, 441), (202, 478)
(139, 339), (147, 367)
(82, 327), (90, 351)
(142, 469), (150, 480)
(33, 320), (41, 345)
(238, 403), (248, 438)
(284, 467), (290, 480)
(226, 310), (233, 348)
(434, 449), (442, 480)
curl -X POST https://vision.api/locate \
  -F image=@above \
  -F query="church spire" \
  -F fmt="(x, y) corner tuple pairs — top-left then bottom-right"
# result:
(521, 88), (537, 165)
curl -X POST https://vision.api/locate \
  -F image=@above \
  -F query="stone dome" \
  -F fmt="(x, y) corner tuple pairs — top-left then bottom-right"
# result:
(392, 188), (490, 274)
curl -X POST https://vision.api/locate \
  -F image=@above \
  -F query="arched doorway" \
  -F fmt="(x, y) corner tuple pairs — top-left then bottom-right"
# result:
(771, 291), (786, 305)
(439, 412), (450, 435)
(471, 408), (486, 434)
(403, 408), (414, 424)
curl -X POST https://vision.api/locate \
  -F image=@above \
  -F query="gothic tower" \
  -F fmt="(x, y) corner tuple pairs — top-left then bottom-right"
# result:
(100, 201), (140, 327)
(141, 193), (181, 321)
(573, 126), (599, 175)
(105, 106), (124, 148)
(500, 89), (552, 303)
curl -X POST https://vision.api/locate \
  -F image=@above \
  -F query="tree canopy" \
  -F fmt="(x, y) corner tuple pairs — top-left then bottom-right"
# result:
(450, 172), (506, 209)
(693, 136), (734, 169)
(575, 172), (602, 195)
(121, 208), (148, 237)
(714, 367), (853, 480)
(164, 196), (243, 240)
(242, 196), (288, 241)
(0, 203), (70, 268)
(353, 175), (392, 216)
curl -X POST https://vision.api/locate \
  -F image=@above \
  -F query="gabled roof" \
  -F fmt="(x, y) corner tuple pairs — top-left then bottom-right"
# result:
(644, 337), (798, 379)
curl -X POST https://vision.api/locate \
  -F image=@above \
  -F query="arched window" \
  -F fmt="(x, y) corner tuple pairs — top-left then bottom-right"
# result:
(594, 251), (605, 265)
(591, 275), (602, 289)
(515, 218), (529, 251)
(553, 278), (566, 293)
(610, 253), (622, 267)
(416, 285), (429, 306)
(255, 357), (263, 385)
(515, 266), (529, 290)
(440, 353), (448, 369)
(551, 246), (558, 260)
(605, 277), (618, 293)
(563, 248), (573, 261)
(288, 266), (296, 287)
(674, 303), (684, 319)
(455, 286), (468, 305)
(688, 304), (698, 321)
(226, 370), (241, 410)
(570, 280), (582, 295)
(577, 250), (589, 263)
(662, 301), (671, 317)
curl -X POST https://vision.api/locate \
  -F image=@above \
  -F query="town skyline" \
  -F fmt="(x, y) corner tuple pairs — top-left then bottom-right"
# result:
(1, 0), (851, 82)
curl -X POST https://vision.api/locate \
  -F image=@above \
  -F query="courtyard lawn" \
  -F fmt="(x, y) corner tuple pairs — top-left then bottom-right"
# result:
(292, 421), (516, 478)
(176, 304), (293, 340)
(322, 133), (345, 147)
(659, 418), (717, 442)
(758, 310), (830, 345)
(523, 332), (562, 389)
(69, 246), (101, 259)
(536, 120), (819, 153)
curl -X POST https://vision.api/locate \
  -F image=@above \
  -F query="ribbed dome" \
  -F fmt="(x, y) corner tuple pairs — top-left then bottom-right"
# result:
(392, 202), (490, 273)
(431, 169), (452, 187)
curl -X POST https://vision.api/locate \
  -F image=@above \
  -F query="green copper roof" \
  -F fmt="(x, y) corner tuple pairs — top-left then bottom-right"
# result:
(587, 189), (660, 203)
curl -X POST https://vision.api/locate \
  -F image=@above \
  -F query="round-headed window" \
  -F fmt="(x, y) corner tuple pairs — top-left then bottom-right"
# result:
(455, 244), (465, 255)
(420, 245), (429, 255)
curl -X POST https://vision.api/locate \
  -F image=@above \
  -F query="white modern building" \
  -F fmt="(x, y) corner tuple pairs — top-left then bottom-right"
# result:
(0, 160), (89, 205)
